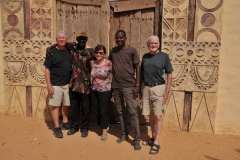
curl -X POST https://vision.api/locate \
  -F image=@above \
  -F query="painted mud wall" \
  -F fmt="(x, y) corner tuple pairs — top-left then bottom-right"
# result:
(0, 0), (239, 135)
(215, 0), (240, 135)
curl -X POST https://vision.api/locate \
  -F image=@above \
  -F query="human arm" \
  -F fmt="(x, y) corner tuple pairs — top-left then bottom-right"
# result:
(132, 63), (140, 99)
(163, 72), (172, 104)
(139, 71), (143, 99)
(45, 67), (54, 95)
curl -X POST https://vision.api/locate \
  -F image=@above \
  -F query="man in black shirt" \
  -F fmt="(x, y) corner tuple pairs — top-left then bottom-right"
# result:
(140, 35), (173, 154)
(44, 30), (71, 138)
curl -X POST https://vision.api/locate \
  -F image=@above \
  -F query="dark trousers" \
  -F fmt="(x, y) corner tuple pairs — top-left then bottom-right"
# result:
(113, 87), (140, 141)
(91, 90), (112, 129)
(69, 90), (91, 130)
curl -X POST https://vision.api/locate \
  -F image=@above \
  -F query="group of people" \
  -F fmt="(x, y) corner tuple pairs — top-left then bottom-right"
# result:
(44, 30), (173, 155)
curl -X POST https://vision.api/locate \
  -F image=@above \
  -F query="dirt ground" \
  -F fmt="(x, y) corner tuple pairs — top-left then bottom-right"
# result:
(0, 113), (240, 160)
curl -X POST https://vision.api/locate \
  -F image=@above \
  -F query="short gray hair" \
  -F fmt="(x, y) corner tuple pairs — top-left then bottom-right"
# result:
(56, 30), (68, 39)
(147, 35), (159, 44)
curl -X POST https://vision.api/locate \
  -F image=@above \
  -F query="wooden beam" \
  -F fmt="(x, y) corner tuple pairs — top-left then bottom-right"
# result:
(100, 0), (110, 52)
(26, 86), (32, 117)
(58, 0), (104, 6)
(154, 0), (160, 36)
(110, 0), (156, 12)
(23, 0), (30, 39)
(182, 91), (192, 131)
(187, 0), (196, 41)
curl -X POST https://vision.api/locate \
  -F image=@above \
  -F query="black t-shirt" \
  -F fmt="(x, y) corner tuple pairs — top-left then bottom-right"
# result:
(44, 47), (71, 86)
(141, 51), (173, 83)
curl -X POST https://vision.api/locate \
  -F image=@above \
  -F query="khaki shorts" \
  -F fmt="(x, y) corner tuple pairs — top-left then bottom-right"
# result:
(142, 84), (167, 116)
(48, 84), (70, 106)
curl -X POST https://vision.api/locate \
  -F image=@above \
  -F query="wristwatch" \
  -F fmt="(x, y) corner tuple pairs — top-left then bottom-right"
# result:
(166, 89), (170, 93)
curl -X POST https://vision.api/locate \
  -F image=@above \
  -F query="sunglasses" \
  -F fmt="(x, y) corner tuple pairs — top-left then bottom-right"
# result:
(94, 51), (105, 55)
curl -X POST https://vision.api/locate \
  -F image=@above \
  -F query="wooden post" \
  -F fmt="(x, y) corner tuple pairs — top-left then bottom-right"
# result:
(187, 0), (196, 41)
(182, 91), (192, 131)
(26, 86), (32, 117)
(23, 0), (30, 39)
(154, 0), (160, 37)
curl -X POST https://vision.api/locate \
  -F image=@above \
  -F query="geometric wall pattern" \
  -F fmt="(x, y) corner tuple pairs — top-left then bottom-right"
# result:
(162, 0), (222, 133)
(0, 0), (223, 133)
(1, 0), (54, 120)
(30, 0), (52, 40)
(3, 40), (53, 86)
(1, 1), (24, 40)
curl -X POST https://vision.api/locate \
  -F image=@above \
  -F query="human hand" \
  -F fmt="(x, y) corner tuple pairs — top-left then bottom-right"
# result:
(162, 91), (169, 104)
(47, 85), (54, 95)
(132, 86), (139, 99)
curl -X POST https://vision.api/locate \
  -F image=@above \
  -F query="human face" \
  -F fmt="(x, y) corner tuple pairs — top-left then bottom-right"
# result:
(94, 49), (105, 61)
(56, 33), (67, 47)
(115, 32), (126, 47)
(147, 36), (160, 53)
(76, 36), (88, 47)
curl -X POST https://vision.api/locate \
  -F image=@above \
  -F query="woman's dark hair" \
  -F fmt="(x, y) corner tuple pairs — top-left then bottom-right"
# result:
(95, 44), (106, 54)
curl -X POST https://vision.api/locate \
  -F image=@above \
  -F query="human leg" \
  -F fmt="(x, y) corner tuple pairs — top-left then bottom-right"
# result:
(62, 84), (70, 123)
(67, 90), (80, 135)
(153, 115), (163, 144)
(122, 87), (141, 150)
(98, 90), (112, 140)
(113, 88), (129, 142)
(149, 85), (165, 154)
(142, 115), (155, 146)
(48, 86), (63, 138)
(98, 90), (111, 129)
(51, 106), (60, 128)
(149, 115), (162, 154)
(122, 87), (140, 141)
(80, 93), (91, 137)
(51, 106), (63, 138)
(91, 91), (100, 126)
(141, 84), (155, 145)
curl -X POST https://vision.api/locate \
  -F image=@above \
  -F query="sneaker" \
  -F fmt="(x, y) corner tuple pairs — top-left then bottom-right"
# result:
(98, 127), (109, 136)
(81, 129), (88, 138)
(60, 122), (70, 130)
(67, 128), (79, 135)
(116, 134), (129, 143)
(101, 127), (109, 141)
(101, 133), (107, 141)
(134, 141), (142, 151)
(54, 127), (63, 138)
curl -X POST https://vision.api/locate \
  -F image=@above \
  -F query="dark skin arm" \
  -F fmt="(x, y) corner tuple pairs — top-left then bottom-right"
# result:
(132, 63), (140, 99)
(139, 71), (143, 99)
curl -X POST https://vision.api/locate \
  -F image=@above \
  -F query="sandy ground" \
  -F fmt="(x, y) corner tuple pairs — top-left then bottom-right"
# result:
(0, 113), (240, 160)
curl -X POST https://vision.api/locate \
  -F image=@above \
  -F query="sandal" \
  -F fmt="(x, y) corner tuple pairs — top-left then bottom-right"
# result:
(116, 134), (128, 143)
(134, 141), (142, 151)
(149, 144), (160, 155)
(142, 138), (155, 146)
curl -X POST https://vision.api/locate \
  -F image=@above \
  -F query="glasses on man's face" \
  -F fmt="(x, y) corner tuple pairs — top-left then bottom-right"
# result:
(94, 51), (105, 55)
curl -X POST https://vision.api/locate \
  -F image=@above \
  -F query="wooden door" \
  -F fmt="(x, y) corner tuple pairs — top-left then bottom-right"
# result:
(109, 0), (160, 58)
(56, 0), (109, 49)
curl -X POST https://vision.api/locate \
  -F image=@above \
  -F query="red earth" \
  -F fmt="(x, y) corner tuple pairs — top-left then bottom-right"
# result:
(0, 113), (240, 160)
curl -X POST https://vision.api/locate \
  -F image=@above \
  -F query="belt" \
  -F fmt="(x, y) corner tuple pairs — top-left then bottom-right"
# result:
(144, 82), (165, 87)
